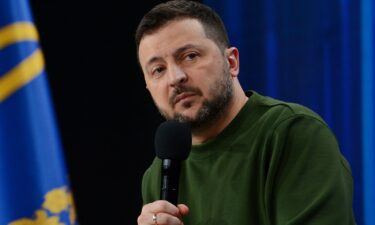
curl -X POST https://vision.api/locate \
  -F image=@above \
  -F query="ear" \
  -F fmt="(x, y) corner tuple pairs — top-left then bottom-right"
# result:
(225, 47), (240, 77)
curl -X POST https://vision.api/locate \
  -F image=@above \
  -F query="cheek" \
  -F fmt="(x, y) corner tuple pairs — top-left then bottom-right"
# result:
(193, 59), (225, 89)
(192, 73), (217, 97)
(148, 84), (170, 107)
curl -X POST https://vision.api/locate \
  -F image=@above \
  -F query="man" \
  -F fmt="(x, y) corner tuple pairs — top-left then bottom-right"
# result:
(135, 1), (356, 224)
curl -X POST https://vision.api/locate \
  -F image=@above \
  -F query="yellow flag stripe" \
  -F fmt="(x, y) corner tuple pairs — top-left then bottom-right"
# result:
(0, 49), (45, 102)
(0, 22), (39, 49)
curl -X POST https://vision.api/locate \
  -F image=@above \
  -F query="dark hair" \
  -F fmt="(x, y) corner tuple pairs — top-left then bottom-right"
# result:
(135, 0), (229, 53)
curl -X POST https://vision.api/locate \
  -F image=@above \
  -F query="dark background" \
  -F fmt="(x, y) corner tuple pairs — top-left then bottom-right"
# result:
(28, 1), (198, 224)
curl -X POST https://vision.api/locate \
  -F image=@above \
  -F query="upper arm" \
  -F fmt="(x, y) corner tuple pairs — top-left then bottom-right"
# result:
(267, 115), (355, 225)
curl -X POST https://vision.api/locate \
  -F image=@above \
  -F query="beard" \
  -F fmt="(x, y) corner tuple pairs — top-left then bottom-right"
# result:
(157, 66), (233, 131)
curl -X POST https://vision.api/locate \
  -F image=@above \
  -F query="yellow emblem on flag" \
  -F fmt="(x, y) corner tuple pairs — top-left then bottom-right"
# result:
(8, 187), (77, 225)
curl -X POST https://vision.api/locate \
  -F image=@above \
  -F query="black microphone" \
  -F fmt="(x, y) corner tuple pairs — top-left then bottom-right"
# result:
(154, 121), (191, 205)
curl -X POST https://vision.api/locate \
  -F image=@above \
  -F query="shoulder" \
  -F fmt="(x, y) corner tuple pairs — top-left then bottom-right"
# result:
(243, 91), (339, 154)
(250, 93), (347, 174)
(142, 157), (161, 183)
(248, 91), (328, 129)
(141, 157), (161, 204)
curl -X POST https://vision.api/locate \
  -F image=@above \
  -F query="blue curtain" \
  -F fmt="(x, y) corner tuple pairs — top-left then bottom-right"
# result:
(0, 0), (77, 224)
(204, 0), (375, 224)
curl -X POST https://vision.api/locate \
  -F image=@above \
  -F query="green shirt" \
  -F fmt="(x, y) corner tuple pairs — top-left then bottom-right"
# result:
(142, 91), (356, 225)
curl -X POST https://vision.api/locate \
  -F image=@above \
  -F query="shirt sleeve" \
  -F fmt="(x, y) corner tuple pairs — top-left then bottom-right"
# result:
(267, 115), (356, 225)
(141, 157), (161, 205)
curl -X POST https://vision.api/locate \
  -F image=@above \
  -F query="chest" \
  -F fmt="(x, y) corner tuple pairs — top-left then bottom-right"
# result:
(178, 150), (270, 225)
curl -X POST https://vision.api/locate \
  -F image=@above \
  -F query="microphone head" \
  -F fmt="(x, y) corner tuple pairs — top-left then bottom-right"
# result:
(154, 121), (192, 160)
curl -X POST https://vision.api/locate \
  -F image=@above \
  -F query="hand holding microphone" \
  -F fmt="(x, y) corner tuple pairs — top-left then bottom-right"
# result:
(137, 121), (191, 225)
(138, 201), (189, 225)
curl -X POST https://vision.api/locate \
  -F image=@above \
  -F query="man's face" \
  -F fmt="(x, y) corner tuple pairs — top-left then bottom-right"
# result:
(138, 19), (234, 129)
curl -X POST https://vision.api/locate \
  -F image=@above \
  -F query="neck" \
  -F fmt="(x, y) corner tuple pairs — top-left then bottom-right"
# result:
(191, 83), (248, 145)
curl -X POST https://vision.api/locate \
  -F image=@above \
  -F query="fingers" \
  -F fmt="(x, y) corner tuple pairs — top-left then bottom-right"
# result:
(142, 200), (180, 216)
(177, 204), (189, 216)
(138, 200), (189, 225)
(151, 212), (183, 224)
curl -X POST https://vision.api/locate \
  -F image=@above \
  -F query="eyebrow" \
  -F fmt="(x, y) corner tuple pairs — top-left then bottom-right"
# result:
(145, 56), (162, 70)
(172, 44), (200, 59)
(144, 43), (201, 69)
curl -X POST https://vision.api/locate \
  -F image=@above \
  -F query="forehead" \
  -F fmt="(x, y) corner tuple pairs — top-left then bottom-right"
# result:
(138, 19), (209, 65)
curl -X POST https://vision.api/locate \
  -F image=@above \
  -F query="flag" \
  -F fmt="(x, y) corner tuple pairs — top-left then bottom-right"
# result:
(0, 0), (77, 224)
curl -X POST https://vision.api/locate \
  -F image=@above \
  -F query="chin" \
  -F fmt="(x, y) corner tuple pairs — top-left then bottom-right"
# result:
(179, 112), (197, 121)
(172, 108), (199, 123)
(181, 106), (200, 117)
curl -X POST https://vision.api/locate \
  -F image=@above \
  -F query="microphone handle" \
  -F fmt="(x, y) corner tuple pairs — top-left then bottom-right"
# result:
(160, 159), (181, 205)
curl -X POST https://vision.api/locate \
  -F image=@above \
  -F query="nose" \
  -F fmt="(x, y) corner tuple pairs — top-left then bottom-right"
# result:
(168, 65), (187, 87)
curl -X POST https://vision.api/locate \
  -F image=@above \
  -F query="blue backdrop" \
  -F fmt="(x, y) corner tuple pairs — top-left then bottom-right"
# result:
(204, 0), (375, 224)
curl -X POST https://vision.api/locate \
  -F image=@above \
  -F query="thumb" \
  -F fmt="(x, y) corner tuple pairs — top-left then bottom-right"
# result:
(177, 204), (189, 216)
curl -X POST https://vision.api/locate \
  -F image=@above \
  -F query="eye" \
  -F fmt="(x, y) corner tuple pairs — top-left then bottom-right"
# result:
(151, 66), (165, 77)
(184, 52), (199, 61)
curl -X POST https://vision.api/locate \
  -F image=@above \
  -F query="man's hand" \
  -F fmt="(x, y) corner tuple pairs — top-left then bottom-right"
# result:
(137, 200), (189, 225)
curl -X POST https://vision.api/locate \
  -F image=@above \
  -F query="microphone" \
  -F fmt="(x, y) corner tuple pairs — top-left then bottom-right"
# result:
(154, 121), (191, 205)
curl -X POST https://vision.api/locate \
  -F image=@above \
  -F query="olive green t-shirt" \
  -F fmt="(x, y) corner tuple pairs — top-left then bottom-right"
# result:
(142, 91), (356, 225)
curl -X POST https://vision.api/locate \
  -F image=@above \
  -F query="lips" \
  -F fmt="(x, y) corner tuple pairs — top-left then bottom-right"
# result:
(174, 92), (196, 105)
